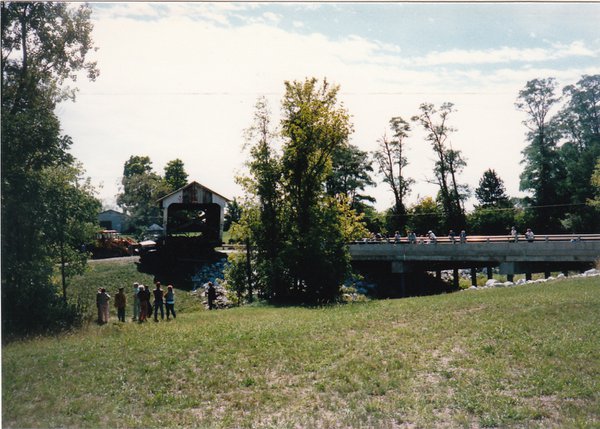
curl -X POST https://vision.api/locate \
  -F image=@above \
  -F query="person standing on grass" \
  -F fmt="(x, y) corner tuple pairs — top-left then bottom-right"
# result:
(153, 282), (165, 321)
(164, 285), (176, 320)
(98, 288), (111, 324)
(139, 284), (150, 322)
(132, 282), (140, 321)
(96, 288), (103, 324)
(207, 281), (217, 310)
(114, 287), (127, 322)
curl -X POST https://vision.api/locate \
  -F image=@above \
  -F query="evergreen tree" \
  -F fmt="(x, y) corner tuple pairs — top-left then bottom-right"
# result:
(164, 158), (188, 191)
(469, 169), (515, 235)
(475, 169), (511, 207)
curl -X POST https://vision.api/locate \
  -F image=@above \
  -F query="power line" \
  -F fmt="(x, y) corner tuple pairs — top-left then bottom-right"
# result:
(385, 202), (592, 218)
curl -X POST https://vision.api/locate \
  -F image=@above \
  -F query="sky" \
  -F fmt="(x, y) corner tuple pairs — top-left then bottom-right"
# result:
(57, 2), (600, 212)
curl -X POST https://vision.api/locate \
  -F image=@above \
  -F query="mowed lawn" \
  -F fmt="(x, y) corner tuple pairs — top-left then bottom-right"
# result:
(2, 263), (599, 428)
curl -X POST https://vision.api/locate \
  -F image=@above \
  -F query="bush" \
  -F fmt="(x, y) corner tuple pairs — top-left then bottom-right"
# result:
(2, 281), (84, 339)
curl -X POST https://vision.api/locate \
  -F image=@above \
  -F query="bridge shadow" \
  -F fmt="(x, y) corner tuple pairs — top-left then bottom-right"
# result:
(135, 250), (228, 292)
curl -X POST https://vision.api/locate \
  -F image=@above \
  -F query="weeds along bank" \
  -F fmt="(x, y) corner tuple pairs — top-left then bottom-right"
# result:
(3, 276), (600, 429)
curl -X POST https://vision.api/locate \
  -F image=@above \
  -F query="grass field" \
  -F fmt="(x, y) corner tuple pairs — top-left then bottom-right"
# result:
(2, 260), (600, 428)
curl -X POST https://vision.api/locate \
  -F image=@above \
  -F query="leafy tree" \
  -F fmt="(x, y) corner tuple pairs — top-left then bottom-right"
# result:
(223, 198), (243, 232)
(406, 196), (443, 236)
(117, 168), (170, 234)
(1, 2), (99, 336)
(164, 158), (188, 191)
(588, 158), (600, 208)
(238, 97), (286, 300)
(557, 75), (600, 231)
(117, 155), (172, 233)
(123, 155), (152, 178)
(41, 163), (100, 302)
(239, 80), (358, 304)
(412, 103), (467, 230)
(326, 143), (375, 208)
(279, 78), (353, 303)
(373, 116), (414, 233)
(516, 78), (566, 232)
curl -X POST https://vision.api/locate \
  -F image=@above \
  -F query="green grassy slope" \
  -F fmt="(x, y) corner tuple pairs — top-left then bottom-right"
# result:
(3, 264), (599, 428)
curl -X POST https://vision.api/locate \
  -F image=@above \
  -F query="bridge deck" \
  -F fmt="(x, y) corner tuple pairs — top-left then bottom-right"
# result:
(349, 234), (600, 275)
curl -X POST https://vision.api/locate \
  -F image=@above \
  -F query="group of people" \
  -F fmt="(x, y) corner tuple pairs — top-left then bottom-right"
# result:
(511, 226), (535, 242)
(96, 281), (176, 324)
(368, 229), (468, 244)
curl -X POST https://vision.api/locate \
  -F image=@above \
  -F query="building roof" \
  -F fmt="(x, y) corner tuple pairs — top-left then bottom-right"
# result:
(156, 181), (231, 203)
(99, 209), (127, 217)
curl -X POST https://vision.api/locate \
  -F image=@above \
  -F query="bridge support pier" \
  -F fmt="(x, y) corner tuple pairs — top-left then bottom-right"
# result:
(525, 272), (532, 281)
(471, 268), (477, 286)
(507, 274), (514, 282)
(453, 268), (459, 289)
(544, 271), (551, 279)
(487, 266), (493, 280)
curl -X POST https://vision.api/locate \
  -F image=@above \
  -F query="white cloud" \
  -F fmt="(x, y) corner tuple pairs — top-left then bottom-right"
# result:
(59, 5), (598, 212)
(407, 41), (598, 67)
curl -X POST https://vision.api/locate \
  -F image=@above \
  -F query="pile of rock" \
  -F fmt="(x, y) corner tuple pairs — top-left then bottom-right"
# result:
(190, 259), (228, 291)
(463, 268), (600, 291)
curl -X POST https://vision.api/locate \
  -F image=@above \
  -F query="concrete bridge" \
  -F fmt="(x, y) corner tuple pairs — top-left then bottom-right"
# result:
(349, 234), (600, 290)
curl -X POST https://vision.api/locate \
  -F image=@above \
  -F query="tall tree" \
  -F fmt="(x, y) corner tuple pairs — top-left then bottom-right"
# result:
(279, 78), (353, 303)
(406, 196), (443, 236)
(557, 75), (600, 231)
(373, 116), (414, 233)
(412, 103), (467, 230)
(468, 169), (515, 235)
(326, 143), (375, 208)
(41, 163), (100, 302)
(516, 78), (566, 232)
(239, 96), (286, 300)
(1, 2), (99, 335)
(164, 158), (188, 191)
(117, 157), (170, 233)
(237, 81), (358, 304)
(475, 169), (511, 207)
(223, 198), (243, 232)
(589, 158), (600, 208)
(122, 155), (152, 178)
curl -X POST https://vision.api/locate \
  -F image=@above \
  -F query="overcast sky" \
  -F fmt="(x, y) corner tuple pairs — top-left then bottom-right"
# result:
(57, 2), (600, 212)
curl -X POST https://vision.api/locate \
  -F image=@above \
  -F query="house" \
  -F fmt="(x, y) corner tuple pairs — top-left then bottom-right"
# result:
(98, 209), (129, 233)
(157, 181), (230, 242)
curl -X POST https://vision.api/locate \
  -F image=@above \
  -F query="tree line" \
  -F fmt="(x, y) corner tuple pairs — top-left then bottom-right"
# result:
(227, 75), (600, 304)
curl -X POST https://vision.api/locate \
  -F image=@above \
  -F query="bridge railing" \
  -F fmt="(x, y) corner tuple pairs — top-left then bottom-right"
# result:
(351, 234), (600, 245)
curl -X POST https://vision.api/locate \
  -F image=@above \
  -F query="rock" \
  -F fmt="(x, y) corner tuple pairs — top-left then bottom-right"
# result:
(583, 269), (600, 277)
(516, 279), (527, 285)
(485, 279), (500, 287)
